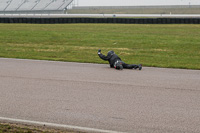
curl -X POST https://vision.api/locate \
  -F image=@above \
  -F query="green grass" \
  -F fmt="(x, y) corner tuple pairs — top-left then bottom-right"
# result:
(0, 24), (199, 69)
(0, 123), (74, 133)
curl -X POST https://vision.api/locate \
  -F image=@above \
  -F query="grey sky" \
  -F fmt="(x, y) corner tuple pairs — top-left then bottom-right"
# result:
(77, 0), (200, 6)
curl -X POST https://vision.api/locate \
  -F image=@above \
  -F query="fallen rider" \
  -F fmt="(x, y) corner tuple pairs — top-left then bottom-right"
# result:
(98, 49), (142, 70)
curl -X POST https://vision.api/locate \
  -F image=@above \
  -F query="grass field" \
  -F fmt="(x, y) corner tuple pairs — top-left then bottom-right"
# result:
(0, 123), (75, 133)
(0, 24), (199, 69)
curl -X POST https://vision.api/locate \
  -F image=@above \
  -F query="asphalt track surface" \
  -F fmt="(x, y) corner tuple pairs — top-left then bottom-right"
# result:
(1, 14), (200, 18)
(0, 58), (200, 133)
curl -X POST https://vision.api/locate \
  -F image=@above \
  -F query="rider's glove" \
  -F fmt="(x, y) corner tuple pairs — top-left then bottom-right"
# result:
(98, 49), (101, 54)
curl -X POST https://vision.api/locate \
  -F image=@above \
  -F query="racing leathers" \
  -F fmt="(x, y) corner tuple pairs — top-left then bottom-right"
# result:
(98, 49), (142, 70)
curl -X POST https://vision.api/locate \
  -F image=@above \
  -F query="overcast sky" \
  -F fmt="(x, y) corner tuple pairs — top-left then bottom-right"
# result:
(77, 0), (200, 6)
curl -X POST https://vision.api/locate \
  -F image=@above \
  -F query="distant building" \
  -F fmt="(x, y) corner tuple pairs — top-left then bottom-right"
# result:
(0, 0), (74, 14)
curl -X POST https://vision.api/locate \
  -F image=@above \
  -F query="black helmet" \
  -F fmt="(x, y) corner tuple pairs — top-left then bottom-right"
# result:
(114, 60), (123, 70)
(107, 50), (115, 57)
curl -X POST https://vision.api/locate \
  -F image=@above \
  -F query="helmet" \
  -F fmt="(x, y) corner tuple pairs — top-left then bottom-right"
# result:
(114, 60), (123, 70)
(107, 50), (115, 57)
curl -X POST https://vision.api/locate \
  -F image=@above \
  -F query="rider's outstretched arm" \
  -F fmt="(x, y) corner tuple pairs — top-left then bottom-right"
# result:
(98, 49), (110, 61)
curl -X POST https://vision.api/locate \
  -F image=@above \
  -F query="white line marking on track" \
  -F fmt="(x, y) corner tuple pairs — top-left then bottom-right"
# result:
(0, 117), (126, 133)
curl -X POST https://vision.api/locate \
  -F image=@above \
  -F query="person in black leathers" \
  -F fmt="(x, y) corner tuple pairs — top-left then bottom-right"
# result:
(98, 49), (142, 70)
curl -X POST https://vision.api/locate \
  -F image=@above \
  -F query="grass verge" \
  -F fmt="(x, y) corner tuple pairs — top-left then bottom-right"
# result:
(0, 123), (80, 133)
(0, 24), (199, 69)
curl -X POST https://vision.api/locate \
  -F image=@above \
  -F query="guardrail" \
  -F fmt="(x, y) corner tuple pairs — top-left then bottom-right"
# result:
(0, 17), (200, 24)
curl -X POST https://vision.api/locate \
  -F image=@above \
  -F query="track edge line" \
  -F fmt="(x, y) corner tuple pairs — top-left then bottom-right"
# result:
(0, 117), (125, 133)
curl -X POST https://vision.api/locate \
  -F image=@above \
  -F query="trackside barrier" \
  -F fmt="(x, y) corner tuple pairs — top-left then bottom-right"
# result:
(0, 17), (200, 24)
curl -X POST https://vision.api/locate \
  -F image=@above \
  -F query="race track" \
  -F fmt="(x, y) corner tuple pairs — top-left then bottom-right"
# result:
(0, 14), (200, 18)
(1, 14), (200, 18)
(0, 58), (200, 133)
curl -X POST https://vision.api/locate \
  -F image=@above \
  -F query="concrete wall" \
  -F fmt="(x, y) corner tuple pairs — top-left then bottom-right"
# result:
(0, 10), (64, 14)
